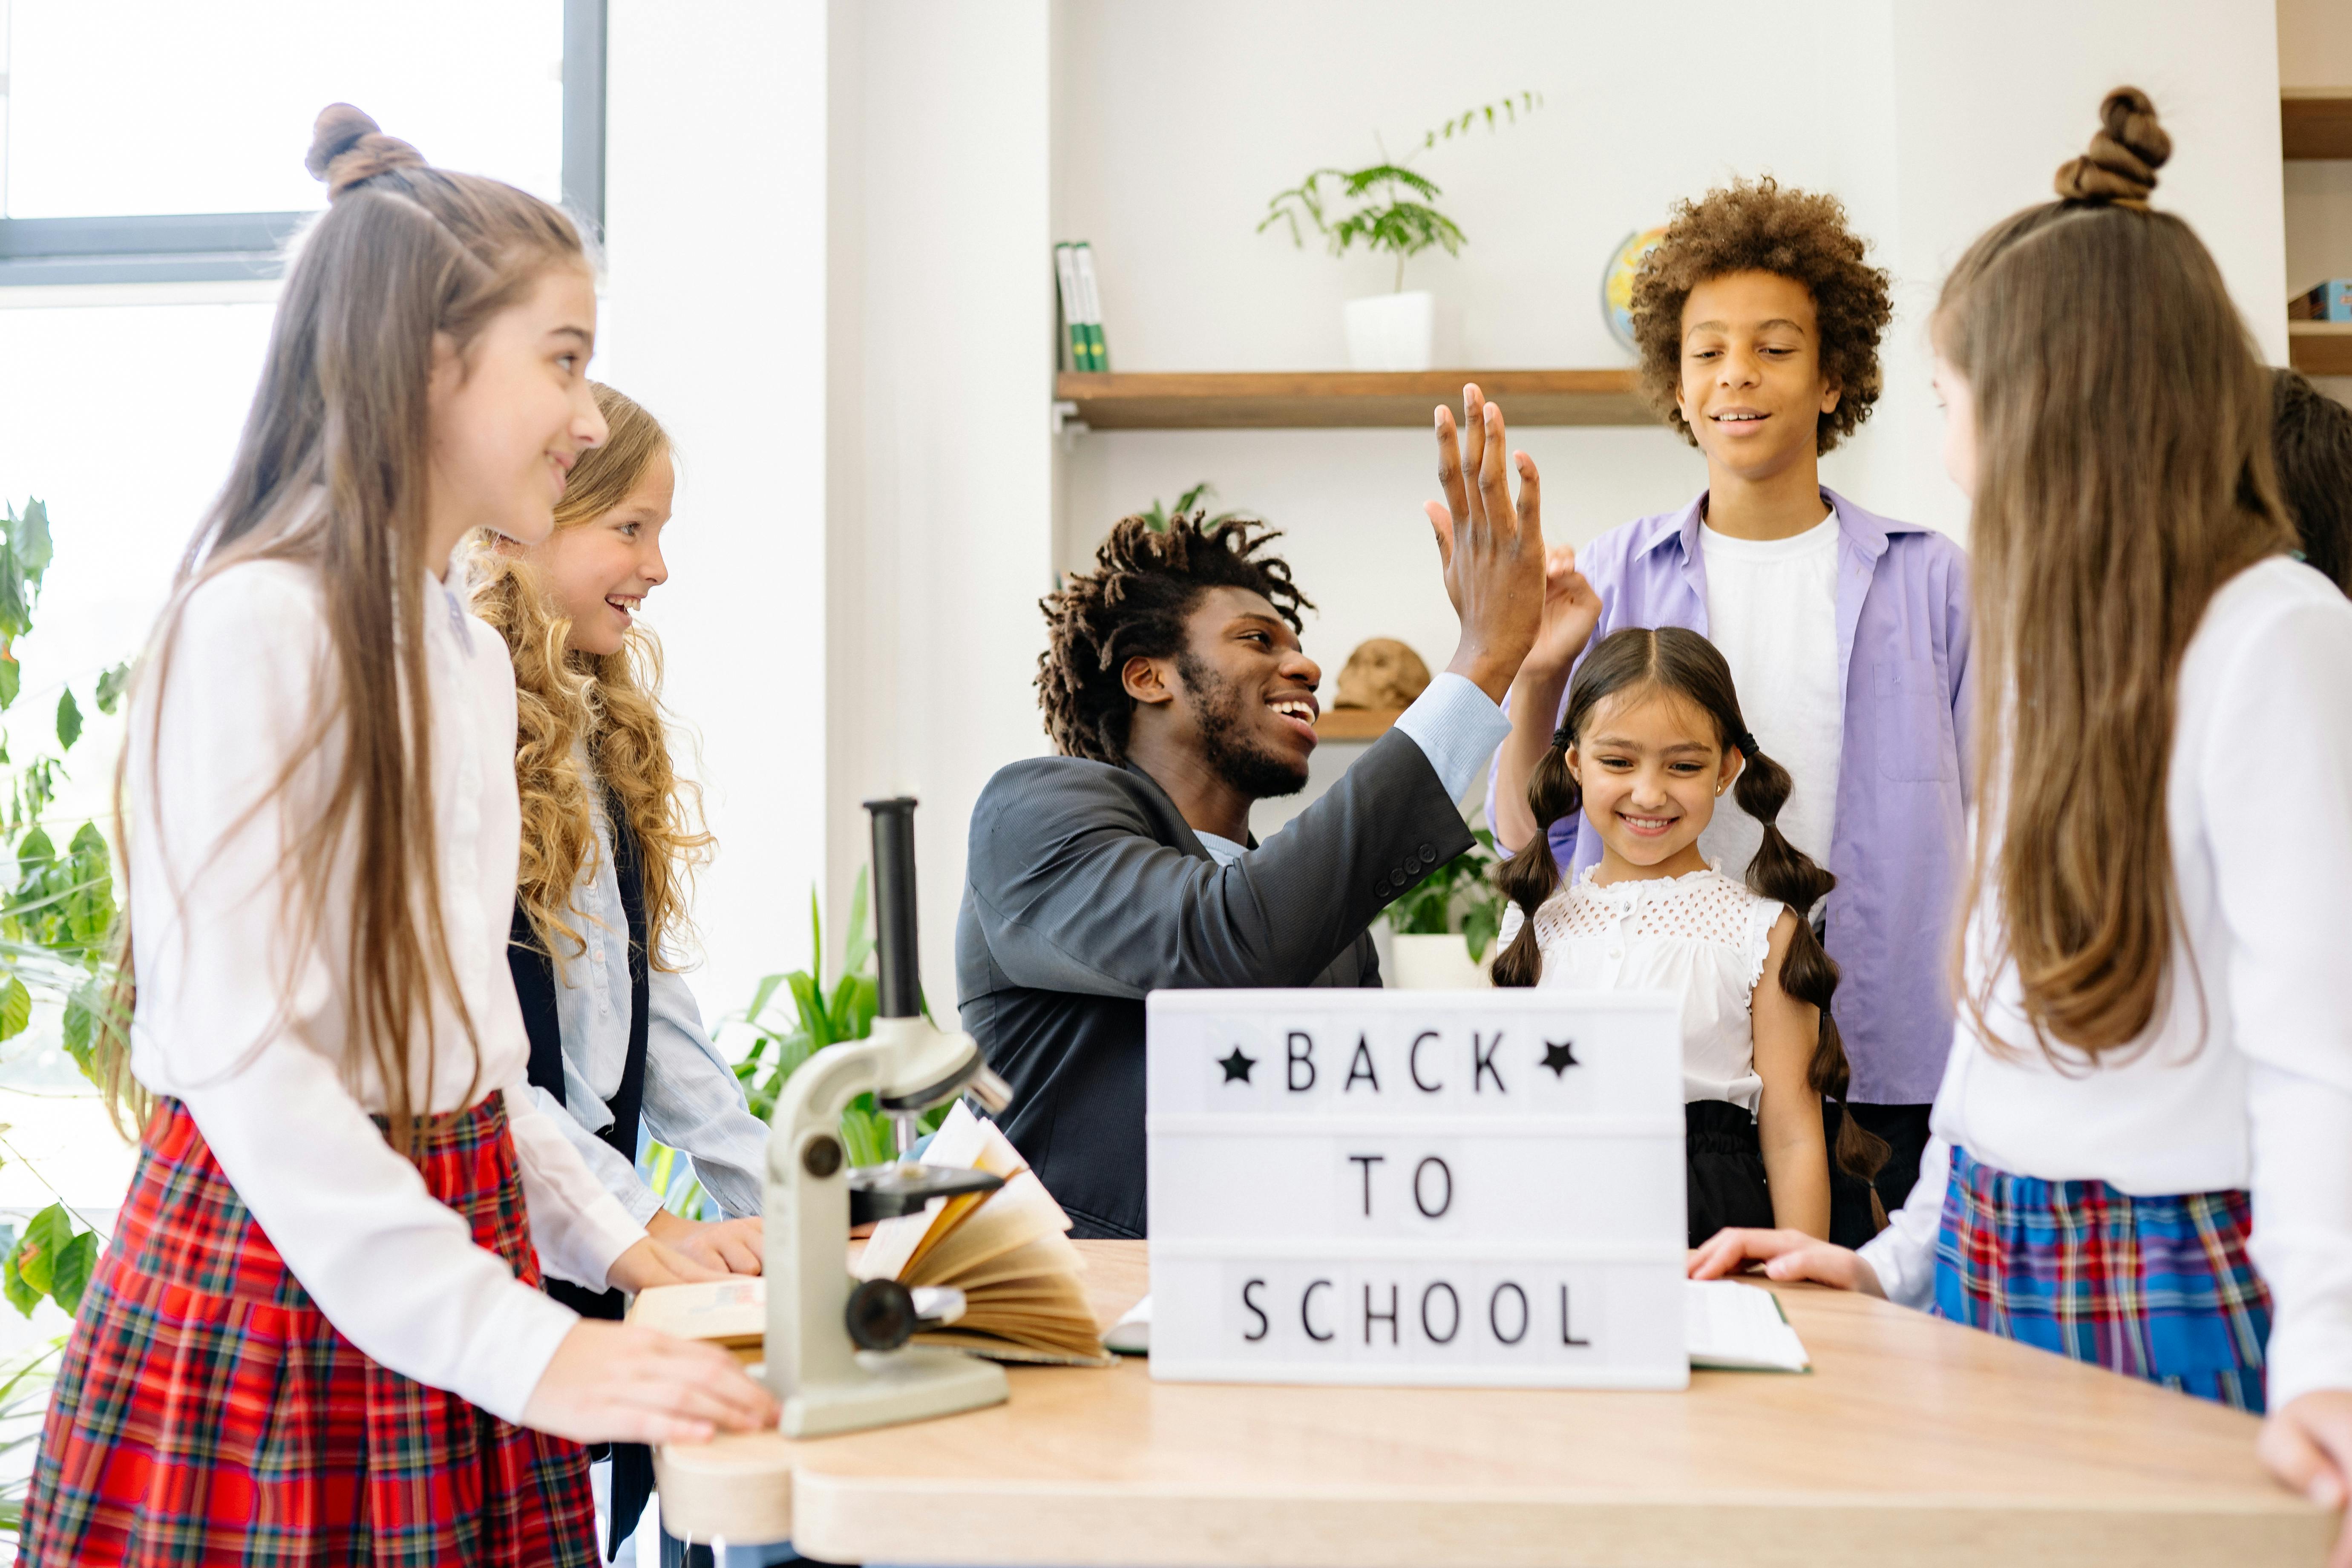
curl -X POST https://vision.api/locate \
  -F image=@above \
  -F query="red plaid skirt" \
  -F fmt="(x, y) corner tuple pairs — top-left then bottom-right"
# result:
(20, 1095), (596, 1567)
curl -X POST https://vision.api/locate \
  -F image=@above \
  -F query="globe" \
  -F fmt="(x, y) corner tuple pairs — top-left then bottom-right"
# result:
(1601, 226), (1668, 355)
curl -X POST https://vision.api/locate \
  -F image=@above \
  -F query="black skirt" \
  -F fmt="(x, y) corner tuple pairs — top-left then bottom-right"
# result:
(1685, 1099), (1774, 1247)
(1686, 1099), (1883, 1249)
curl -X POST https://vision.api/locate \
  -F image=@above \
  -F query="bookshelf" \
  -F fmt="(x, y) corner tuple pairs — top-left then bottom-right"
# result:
(1314, 708), (1402, 742)
(1054, 370), (1647, 431)
(2291, 323), (2352, 377)
(2283, 89), (2352, 161)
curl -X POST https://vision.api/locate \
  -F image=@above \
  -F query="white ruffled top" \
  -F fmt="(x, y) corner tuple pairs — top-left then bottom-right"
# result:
(1496, 861), (1784, 1112)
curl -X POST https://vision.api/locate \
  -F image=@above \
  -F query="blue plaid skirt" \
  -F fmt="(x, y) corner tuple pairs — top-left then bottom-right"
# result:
(1933, 1145), (2272, 1411)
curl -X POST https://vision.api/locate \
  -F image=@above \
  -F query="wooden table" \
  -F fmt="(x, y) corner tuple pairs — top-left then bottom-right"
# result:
(656, 1240), (2329, 1565)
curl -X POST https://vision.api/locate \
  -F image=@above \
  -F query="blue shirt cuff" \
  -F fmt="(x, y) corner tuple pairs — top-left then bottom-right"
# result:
(1389, 672), (1512, 806)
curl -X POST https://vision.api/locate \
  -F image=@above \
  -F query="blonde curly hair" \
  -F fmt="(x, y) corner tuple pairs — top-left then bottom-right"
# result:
(468, 382), (711, 969)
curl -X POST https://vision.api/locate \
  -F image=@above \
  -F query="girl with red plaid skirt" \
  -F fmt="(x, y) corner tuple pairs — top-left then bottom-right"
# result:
(1693, 88), (2352, 1556)
(20, 106), (778, 1568)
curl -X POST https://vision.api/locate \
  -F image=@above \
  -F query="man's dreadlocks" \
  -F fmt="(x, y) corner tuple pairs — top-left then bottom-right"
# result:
(1037, 512), (1312, 764)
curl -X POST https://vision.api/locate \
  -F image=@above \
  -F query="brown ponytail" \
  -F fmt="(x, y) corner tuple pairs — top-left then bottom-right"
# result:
(1937, 89), (2292, 1062)
(1490, 628), (1889, 1215)
(1729, 729), (1889, 1222)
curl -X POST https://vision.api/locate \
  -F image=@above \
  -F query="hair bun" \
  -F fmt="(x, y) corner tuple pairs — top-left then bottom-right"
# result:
(2053, 86), (2170, 207)
(305, 103), (425, 198)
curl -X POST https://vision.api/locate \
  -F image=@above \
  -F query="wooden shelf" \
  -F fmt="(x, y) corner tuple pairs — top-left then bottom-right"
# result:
(1314, 707), (1401, 741)
(2291, 322), (2352, 377)
(1055, 369), (1648, 431)
(2284, 89), (2352, 161)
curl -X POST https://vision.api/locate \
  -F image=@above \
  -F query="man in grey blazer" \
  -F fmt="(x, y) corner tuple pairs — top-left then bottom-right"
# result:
(958, 390), (1545, 1237)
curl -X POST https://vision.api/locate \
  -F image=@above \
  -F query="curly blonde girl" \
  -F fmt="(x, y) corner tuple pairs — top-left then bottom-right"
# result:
(468, 382), (711, 968)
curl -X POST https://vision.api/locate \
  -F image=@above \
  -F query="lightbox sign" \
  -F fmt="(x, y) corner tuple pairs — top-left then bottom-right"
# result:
(1146, 989), (1687, 1389)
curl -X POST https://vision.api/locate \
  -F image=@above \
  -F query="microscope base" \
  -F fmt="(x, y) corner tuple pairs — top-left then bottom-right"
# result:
(780, 1346), (1010, 1438)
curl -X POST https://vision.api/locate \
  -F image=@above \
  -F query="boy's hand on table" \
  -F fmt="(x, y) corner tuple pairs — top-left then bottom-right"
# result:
(523, 1320), (778, 1445)
(2261, 1392), (2352, 1567)
(647, 1209), (764, 1275)
(1686, 1227), (1886, 1297)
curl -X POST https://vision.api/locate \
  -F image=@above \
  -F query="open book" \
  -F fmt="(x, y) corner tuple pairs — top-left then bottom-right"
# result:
(1685, 1280), (1811, 1372)
(856, 1102), (1110, 1366)
(630, 1103), (1110, 1367)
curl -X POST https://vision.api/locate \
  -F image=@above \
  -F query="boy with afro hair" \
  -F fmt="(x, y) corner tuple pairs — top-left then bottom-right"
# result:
(1479, 178), (1972, 1232)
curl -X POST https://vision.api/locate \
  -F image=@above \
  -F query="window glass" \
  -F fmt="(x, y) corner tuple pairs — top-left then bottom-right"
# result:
(5, 0), (565, 218)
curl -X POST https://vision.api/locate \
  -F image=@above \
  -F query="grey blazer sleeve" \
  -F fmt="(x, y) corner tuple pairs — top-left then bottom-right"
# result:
(965, 730), (1471, 998)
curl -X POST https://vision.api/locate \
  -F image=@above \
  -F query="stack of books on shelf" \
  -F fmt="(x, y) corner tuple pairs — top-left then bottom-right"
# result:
(1054, 241), (1112, 372)
(2291, 280), (2352, 322)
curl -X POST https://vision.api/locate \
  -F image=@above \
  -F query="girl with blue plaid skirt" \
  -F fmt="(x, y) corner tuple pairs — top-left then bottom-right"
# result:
(20, 106), (777, 1568)
(1692, 87), (2352, 1554)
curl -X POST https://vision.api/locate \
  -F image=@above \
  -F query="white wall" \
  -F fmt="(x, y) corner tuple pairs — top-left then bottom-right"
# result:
(1871, 1), (2289, 539)
(2279, 0), (2352, 90)
(600, 0), (831, 1020)
(827, 0), (1056, 1022)
(1051, 0), (2291, 844)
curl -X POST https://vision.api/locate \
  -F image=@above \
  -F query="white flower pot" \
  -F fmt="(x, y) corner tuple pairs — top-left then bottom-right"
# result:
(1344, 290), (1436, 372)
(1390, 931), (1493, 990)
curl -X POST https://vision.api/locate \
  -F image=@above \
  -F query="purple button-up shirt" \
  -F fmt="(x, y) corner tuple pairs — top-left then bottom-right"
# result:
(1486, 487), (1973, 1105)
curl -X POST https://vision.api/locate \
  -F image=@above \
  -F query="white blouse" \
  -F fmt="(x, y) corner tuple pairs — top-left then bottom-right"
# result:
(1860, 558), (2352, 1411)
(126, 558), (646, 1425)
(527, 755), (769, 1224)
(1496, 863), (1785, 1111)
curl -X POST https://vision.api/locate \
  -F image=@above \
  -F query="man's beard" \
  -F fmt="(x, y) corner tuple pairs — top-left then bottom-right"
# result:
(1177, 653), (1310, 801)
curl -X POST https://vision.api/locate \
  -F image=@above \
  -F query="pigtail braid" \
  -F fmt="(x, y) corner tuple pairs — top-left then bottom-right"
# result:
(1733, 742), (1890, 1226)
(1490, 736), (1582, 989)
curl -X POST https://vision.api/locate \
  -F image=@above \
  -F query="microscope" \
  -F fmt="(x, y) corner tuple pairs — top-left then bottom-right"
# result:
(760, 797), (1016, 1437)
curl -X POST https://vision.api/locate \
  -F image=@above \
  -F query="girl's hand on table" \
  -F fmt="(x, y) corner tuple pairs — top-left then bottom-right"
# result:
(648, 1209), (764, 1275)
(1687, 1227), (1886, 1297)
(606, 1234), (728, 1292)
(522, 1320), (778, 1444)
(2260, 1391), (2352, 1567)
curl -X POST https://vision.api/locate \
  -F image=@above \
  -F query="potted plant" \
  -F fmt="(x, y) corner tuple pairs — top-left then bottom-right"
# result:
(1258, 93), (1542, 371)
(1384, 827), (1505, 990)
(1136, 481), (1249, 533)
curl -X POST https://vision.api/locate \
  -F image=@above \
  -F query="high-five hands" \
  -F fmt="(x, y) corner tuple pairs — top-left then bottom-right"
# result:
(1424, 384), (1547, 703)
(1526, 542), (1604, 685)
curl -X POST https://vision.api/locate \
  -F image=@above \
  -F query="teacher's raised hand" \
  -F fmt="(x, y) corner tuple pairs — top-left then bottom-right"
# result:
(1423, 383), (1546, 703)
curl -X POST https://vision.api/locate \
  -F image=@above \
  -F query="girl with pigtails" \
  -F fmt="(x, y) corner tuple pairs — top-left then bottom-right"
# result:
(1491, 626), (1883, 1248)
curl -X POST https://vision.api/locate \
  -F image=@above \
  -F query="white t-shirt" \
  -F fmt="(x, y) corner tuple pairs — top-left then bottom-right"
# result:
(1697, 512), (1842, 877)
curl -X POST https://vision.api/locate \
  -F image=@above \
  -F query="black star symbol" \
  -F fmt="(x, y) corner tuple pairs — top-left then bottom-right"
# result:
(1218, 1047), (1257, 1084)
(1539, 1039), (1579, 1078)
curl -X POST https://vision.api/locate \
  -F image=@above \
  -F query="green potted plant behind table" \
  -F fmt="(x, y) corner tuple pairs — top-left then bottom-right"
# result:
(1259, 92), (1542, 372)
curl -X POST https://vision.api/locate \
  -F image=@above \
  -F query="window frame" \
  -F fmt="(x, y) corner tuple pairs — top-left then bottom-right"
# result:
(0, 0), (603, 286)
